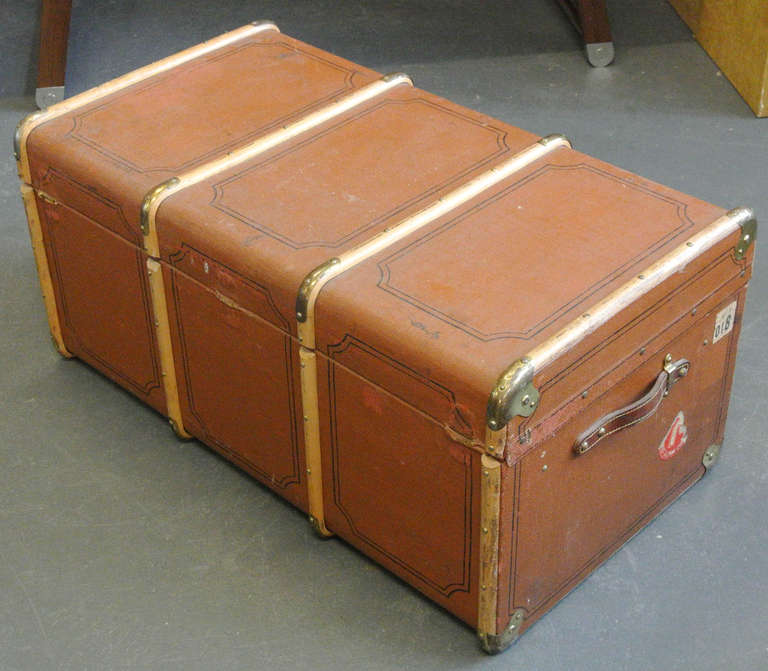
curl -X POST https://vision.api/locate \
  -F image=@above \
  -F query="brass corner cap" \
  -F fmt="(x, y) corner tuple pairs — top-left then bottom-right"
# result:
(13, 110), (45, 161)
(251, 20), (280, 32)
(486, 357), (539, 431)
(538, 133), (573, 149)
(729, 207), (757, 260)
(478, 609), (525, 655)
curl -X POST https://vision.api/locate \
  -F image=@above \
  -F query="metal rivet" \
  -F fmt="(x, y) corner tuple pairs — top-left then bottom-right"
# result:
(665, 353), (672, 363)
(583, 313), (590, 319)
(744, 234), (750, 242)
(303, 416), (309, 422)
(639, 347), (646, 355)
(483, 470), (489, 477)
(704, 339), (709, 346)
(686, 241), (694, 247)
(598, 427), (606, 436)
(740, 270), (746, 277)
(154, 320), (159, 327)
(488, 445), (495, 453)
(481, 584), (486, 590)
(521, 395), (530, 406)
(581, 390), (588, 399)
(638, 274), (645, 279)
(483, 527), (489, 534)
(306, 468), (311, 474)
(300, 362), (305, 368)
(581, 440), (589, 450)
(692, 307), (697, 315)
(541, 464), (548, 472)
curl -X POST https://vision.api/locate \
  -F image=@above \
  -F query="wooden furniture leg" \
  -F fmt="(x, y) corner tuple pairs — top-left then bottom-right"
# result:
(36, 0), (72, 108)
(556, 0), (615, 67)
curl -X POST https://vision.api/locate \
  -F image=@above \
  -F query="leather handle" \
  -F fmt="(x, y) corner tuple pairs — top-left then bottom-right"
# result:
(574, 357), (690, 455)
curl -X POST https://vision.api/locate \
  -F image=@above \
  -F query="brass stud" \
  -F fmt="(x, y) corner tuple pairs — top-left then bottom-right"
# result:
(482, 527), (489, 534)
(665, 353), (672, 363)
(598, 427), (606, 436)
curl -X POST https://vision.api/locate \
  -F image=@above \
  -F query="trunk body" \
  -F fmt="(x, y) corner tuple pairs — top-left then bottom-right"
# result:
(15, 23), (756, 653)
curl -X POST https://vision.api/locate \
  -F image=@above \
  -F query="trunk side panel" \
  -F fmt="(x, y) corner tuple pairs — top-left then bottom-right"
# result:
(500, 286), (747, 635)
(36, 193), (166, 414)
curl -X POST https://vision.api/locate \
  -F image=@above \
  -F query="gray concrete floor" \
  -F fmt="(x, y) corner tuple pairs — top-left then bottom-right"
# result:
(2, 2), (767, 669)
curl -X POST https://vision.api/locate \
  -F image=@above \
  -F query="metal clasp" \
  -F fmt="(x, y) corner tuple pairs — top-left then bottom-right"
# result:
(663, 353), (689, 395)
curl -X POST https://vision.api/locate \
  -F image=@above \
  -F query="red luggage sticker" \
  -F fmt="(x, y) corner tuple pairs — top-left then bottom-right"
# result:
(658, 411), (687, 460)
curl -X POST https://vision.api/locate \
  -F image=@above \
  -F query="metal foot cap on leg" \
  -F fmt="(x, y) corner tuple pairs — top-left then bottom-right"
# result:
(35, 86), (65, 109)
(586, 42), (615, 67)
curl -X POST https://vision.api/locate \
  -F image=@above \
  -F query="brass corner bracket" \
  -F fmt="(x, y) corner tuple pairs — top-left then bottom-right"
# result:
(730, 207), (757, 260)
(140, 177), (180, 236)
(296, 257), (340, 322)
(486, 357), (539, 431)
(702, 443), (721, 470)
(478, 609), (525, 655)
(308, 515), (334, 539)
(538, 133), (573, 149)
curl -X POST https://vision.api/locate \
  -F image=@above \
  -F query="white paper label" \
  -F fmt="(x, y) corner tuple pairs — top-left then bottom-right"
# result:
(712, 301), (737, 344)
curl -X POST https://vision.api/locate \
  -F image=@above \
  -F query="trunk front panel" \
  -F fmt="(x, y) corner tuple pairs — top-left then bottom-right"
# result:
(163, 261), (307, 510)
(317, 352), (482, 627)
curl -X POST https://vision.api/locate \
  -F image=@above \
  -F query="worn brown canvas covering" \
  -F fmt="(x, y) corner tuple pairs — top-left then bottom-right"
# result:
(15, 22), (756, 654)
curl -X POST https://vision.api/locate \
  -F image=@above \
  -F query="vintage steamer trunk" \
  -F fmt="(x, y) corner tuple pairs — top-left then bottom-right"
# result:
(15, 23), (756, 654)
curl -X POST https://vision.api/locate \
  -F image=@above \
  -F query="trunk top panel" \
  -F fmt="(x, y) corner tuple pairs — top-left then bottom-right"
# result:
(153, 82), (540, 328)
(313, 146), (732, 441)
(22, 25), (381, 245)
